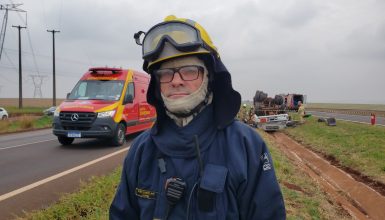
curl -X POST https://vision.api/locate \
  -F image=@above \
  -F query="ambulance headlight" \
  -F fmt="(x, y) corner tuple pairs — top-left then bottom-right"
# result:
(97, 110), (116, 118)
(53, 109), (60, 117)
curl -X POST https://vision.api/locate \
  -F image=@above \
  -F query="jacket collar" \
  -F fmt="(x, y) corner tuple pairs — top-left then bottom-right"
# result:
(151, 104), (219, 158)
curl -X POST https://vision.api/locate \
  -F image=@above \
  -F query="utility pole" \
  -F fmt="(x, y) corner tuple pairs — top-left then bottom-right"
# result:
(47, 29), (60, 106)
(12, 25), (26, 109)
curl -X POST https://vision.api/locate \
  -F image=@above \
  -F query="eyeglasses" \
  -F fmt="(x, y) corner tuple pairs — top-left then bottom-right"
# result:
(154, 65), (204, 83)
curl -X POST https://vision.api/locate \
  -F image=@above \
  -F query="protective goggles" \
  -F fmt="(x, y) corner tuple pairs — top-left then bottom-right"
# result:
(134, 21), (205, 61)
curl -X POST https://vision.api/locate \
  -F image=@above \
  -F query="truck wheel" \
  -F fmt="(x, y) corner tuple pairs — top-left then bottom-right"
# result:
(111, 123), (126, 146)
(254, 91), (262, 102)
(58, 136), (74, 145)
(274, 95), (284, 105)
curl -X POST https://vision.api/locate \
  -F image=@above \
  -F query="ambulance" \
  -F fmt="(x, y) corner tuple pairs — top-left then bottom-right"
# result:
(52, 67), (156, 146)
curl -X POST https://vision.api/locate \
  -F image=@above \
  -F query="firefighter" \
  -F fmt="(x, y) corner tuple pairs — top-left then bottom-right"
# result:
(248, 106), (255, 124)
(237, 103), (248, 122)
(298, 101), (305, 123)
(110, 15), (285, 220)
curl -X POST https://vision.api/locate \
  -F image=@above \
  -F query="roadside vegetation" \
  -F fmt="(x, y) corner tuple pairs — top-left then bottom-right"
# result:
(18, 132), (349, 220)
(0, 106), (53, 134)
(285, 116), (385, 184)
(0, 115), (53, 134)
(5, 106), (46, 115)
(16, 168), (121, 220)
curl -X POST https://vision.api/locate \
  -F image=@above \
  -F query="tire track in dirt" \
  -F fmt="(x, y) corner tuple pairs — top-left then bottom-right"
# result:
(270, 132), (385, 220)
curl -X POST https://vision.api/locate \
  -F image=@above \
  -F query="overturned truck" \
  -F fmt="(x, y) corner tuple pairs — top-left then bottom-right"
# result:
(253, 90), (305, 116)
(252, 90), (305, 131)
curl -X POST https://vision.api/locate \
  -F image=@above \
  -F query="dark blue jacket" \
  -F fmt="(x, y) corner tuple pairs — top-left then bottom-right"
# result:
(110, 105), (286, 219)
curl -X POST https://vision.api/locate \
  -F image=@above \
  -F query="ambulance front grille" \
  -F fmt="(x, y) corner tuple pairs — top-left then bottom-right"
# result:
(59, 112), (97, 130)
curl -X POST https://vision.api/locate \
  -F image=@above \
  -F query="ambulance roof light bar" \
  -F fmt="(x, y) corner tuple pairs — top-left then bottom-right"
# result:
(89, 67), (122, 75)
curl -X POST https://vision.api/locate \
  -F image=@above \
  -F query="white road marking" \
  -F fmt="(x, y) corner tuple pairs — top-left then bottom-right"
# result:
(0, 139), (57, 151)
(0, 146), (130, 202)
(338, 118), (385, 127)
(310, 113), (385, 127)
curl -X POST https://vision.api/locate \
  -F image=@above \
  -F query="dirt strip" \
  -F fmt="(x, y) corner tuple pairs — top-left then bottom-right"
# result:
(271, 132), (385, 220)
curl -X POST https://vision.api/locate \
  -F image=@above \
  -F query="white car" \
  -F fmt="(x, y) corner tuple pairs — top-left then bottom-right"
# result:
(0, 107), (8, 120)
(43, 106), (57, 116)
(253, 113), (289, 131)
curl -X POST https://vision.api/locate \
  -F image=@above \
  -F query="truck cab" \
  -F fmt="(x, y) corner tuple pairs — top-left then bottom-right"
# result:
(52, 67), (156, 146)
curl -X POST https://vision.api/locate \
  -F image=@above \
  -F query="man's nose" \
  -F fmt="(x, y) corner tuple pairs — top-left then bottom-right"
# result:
(170, 72), (184, 86)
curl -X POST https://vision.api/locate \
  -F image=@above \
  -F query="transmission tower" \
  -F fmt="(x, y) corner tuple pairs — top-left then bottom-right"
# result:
(29, 75), (47, 98)
(0, 3), (25, 61)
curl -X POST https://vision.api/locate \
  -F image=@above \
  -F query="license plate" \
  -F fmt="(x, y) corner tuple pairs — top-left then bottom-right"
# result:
(67, 131), (81, 138)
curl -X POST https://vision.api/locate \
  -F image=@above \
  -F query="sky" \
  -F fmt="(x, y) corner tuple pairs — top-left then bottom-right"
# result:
(0, 0), (384, 104)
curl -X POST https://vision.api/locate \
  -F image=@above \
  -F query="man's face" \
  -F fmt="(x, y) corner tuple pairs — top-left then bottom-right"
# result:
(158, 56), (205, 100)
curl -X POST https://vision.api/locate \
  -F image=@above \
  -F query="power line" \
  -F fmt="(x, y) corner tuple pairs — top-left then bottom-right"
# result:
(0, 64), (82, 78)
(7, 1), (40, 76)
(58, 0), (63, 29)
(3, 50), (17, 71)
(0, 3), (25, 61)
(3, 47), (91, 66)
(25, 28), (40, 75)
(8, 0), (27, 26)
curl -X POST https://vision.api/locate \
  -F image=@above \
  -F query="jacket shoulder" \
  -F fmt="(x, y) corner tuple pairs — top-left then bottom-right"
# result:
(124, 130), (153, 162)
(225, 120), (264, 143)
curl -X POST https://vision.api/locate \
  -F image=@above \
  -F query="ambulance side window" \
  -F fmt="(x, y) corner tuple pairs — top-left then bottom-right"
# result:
(76, 82), (87, 98)
(124, 82), (134, 104)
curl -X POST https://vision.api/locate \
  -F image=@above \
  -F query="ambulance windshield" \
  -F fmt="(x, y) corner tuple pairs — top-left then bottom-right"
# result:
(68, 80), (124, 101)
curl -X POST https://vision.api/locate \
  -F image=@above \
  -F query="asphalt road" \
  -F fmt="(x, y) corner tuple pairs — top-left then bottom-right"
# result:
(0, 129), (135, 219)
(307, 111), (385, 126)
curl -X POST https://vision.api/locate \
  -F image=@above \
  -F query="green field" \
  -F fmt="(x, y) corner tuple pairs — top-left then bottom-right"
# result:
(285, 116), (385, 184)
(307, 103), (385, 111)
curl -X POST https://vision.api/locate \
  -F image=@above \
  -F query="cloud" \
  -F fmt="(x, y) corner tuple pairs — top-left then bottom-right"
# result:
(338, 23), (385, 60)
(0, 0), (384, 104)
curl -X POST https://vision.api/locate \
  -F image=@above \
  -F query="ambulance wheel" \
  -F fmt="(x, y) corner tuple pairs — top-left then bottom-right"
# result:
(111, 123), (126, 146)
(58, 136), (74, 145)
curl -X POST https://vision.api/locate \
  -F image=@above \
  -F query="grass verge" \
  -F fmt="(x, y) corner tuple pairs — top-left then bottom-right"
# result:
(5, 106), (46, 115)
(0, 116), (53, 134)
(284, 116), (385, 184)
(17, 168), (121, 220)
